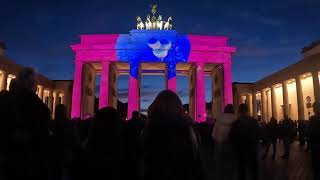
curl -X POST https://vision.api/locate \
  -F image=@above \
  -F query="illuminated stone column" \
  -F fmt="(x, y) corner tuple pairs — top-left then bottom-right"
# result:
(71, 61), (84, 118)
(48, 89), (54, 113)
(312, 71), (320, 103)
(127, 62), (140, 120)
(196, 62), (206, 122)
(282, 82), (289, 117)
(54, 91), (60, 108)
(166, 62), (176, 92)
(213, 67), (224, 118)
(252, 93), (257, 119)
(223, 62), (233, 106)
(261, 90), (267, 121)
(38, 86), (44, 100)
(99, 61), (110, 109)
(0, 71), (8, 91)
(189, 65), (196, 121)
(61, 94), (65, 105)
(246, 94), (252, 116)
(108, 63), (118, 109)
(296, 77), (305, 120)
(271, 86), (277, 118)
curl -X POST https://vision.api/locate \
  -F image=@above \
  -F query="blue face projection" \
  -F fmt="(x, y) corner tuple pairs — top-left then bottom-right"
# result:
(115, 30), (190, 79)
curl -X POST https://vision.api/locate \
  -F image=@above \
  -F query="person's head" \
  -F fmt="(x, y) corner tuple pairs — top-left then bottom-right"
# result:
(16, 67), (37, 92)
(55, 104), (67, 121)
(270, 117), (277, 123)
(313, 102), (320, 115)
(147, 90), (184, 118)
(224, 104), (234, 114)
(238, 104), (249, 116)
(132, 110), (140, 119)
(92, 107), (120, 133)
(89, 107), (121, 146)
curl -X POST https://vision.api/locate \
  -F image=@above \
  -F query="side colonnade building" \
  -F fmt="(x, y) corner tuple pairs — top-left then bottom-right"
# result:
(0, 42), (73, 118)
(233, 42), (320, 121)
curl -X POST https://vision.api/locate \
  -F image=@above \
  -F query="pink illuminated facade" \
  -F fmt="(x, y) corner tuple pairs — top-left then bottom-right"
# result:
(70, 31), (236, 122)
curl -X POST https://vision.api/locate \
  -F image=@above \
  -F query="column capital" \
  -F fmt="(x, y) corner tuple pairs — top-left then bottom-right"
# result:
(223, 61), (232, 65)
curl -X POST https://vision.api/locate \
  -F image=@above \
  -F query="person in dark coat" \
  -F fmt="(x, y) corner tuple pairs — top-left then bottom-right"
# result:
(280, 115), (296, 159)
(4, 68), (51, 180)
(263, 117), (279, 159)
(85, 107), (125, 180)
(308, 102), (320, 180)
(50, 104), (79, 180)
(297, 119), (307, 146)
(0, 90), (11, 179)
(124, 110), (145, 179)
(143, 90), (205, 180)
(229, 104), (260, 180)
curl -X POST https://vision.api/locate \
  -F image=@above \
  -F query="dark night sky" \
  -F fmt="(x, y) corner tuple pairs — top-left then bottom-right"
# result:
(1, 0), (319, 109)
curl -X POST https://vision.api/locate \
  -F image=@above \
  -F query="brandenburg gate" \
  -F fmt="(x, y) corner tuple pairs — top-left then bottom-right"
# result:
(70, 6), (236, 122)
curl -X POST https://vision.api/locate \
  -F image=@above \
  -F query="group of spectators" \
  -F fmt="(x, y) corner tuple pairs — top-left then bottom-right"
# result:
(0, 68), (204, 180)
(212, 103), (320, 180)
(0, 67), (320, 180)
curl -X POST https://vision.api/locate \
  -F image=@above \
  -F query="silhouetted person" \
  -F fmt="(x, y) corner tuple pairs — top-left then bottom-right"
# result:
(124, 110), (145, 179)
(229, 104), (260, 180)
(143, 90), (205, 180)
(4, 68), (51, 180)
(308, 102), (320, 180)
(306, 120), (311, 152)
(263, 117), (278, 159)
(85, 107), (125, 180)
(0, 90), (11, 179)
(212, 104), (237, 179)
(297, 119), (307, 146)
(51, 104), (79, 180)
(280, 115), (295, 159)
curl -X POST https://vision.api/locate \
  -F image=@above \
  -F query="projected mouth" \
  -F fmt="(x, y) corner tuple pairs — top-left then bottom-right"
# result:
(148, 38), (172, 59)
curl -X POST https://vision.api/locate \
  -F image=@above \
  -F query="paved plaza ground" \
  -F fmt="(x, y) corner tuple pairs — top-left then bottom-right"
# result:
(203, 141), (313, 180)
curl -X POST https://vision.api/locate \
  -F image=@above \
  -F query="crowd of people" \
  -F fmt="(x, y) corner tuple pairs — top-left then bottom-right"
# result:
(0, 67), (320, 180)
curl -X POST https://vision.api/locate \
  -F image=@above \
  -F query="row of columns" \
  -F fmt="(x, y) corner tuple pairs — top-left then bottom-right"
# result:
(71, 61), (233, 122)
(37, 86), (64, 116)
(249, 70), (320, 120)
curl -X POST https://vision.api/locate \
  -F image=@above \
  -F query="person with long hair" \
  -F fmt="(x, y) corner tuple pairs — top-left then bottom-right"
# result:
(85, 107), (125, 180)
(51, 104), (79, 180)
(143, 90), (205, 180)
(212, 104), (237, 179)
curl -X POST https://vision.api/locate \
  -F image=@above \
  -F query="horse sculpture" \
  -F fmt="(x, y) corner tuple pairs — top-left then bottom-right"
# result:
(145, 15), (152, 30)
(136, 16), (145, 30)
(157, 15), (163, 30)
(164, 17), (173, 30)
